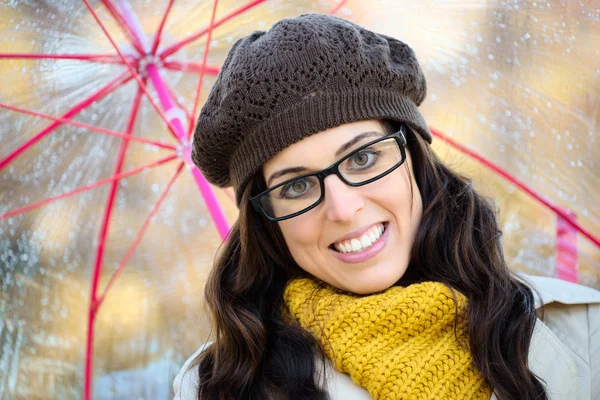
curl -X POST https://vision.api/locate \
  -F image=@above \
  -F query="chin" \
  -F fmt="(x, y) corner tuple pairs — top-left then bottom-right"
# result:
(345, 265), (408, 295)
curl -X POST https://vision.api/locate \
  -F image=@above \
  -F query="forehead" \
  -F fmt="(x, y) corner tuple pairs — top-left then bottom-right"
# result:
(262, 120), (386, 175)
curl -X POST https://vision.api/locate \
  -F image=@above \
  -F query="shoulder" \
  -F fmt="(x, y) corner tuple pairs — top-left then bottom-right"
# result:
(516, 272), (600, 308)
(173, 342), (212, 400)
(517, 273), (600, 399)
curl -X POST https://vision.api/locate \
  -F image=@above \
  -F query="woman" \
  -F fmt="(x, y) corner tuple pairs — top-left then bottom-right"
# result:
(174, 13), (600, 400)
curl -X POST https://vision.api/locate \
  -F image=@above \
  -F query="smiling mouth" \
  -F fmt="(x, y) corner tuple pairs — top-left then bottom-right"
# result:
(329, 222), (388, 253)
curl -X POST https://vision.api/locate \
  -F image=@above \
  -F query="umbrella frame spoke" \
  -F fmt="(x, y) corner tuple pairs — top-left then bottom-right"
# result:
(188, 0), (220, 139)
(159, 0), (267, 60)
(161, 60), (220, 75)
(150, 0), (175, 56)
(99, 0), (146, 55)
(329, 0), (349, 14)
(0, 154), (178, 221)
(85, 80), (147, 400)
(95, 161), (185, 309)
(0, 53), (133, 64)
(0, 102), (177, 151)
(0, 71), (133, 171)
(430, 127), (600, 249)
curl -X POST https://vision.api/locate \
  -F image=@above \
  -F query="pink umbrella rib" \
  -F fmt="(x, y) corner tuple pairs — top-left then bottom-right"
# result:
(159, 0), (267, 60)
(163, 84), (194, 129)
(188, 0), (220, 139)
(0, 154), (178, 221)
(83, 0), (181, 141)
(0, 102), (176, 151)
(430, 127), (600, 249)
(0, 71), (132, 171)
(329, 0), (348, 15)
(85, 81), (147, 400)
(150, 0), (175, 56)
(95, 161), (185, 309)
(99, 0), (146, 55)
(161, 61), (220, 75)
(0, 53), (133, 64)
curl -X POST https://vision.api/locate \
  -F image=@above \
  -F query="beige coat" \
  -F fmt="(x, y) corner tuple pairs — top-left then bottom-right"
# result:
(173, 274), (600, 400)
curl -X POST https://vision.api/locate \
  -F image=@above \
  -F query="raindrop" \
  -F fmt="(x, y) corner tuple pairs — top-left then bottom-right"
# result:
(151, 183), (159, 192)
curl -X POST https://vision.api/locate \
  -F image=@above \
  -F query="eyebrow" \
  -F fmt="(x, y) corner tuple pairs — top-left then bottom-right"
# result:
(266, 131), (383, 187)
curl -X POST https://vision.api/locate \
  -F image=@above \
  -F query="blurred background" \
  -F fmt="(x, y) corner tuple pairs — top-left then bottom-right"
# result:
(0, 0), (598, 398)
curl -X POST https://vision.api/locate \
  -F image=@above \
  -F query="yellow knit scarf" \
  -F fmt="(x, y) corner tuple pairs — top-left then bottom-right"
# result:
(283, 278), (492, 400)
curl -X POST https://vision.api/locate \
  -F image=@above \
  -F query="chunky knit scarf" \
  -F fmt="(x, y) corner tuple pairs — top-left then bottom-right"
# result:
(283, 278), (492, 399)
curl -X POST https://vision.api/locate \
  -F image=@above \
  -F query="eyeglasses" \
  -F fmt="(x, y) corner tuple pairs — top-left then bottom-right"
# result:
(251, 126), (408, 221)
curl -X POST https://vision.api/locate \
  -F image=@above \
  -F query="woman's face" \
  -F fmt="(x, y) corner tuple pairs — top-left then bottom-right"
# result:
(262, 120), (423, 295)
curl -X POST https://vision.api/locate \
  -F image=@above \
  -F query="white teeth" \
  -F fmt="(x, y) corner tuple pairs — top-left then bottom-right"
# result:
(350, 239), (361, 252)
(333, 223), (386, 253)
(360, 235), (372, 248)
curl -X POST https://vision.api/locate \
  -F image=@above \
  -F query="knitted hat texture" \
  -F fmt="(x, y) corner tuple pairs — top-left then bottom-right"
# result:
(192, 13), (431, 205)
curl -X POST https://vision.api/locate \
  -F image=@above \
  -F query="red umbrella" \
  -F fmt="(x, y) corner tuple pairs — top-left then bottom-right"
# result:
(0, 1), (349, 398)
(1, 0), (598, 398)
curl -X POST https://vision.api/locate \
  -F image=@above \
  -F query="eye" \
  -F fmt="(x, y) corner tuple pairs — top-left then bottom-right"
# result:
(348, 150), (377, 169)
(279, 177), (318, 199)
(291, 180), (308, 193)
(352, 151), (371, 166)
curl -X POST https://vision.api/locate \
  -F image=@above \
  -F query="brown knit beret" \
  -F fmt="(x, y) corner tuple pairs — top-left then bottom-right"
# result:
(192, 13), (431, 205)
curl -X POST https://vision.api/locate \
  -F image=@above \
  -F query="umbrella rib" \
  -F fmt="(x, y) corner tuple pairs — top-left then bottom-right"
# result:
(0, 53), (133, 65)
(99, 0), (146, 55)
(84, 79), (146, 400)
(430, 127), (600, 250)
(328, 0), (348, 14)
(96, 161), (185, 309)
(0, 154), (178, 221)
(188, 0), (220, 139)
(163, 83), (194, 127)
(150, 0), (175, 56)
(159, 0), (267, 60)
(0, 102), (176, 151)
(83, 0), (181, 141)
(0, 71), (132, 171)
(162, 60), (220, 75)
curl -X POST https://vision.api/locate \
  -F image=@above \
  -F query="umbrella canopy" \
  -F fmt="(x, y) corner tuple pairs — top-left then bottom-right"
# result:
(0, 0), (598, 398)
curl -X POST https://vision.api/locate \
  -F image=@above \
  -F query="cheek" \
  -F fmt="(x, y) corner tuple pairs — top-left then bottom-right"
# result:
(278, 215), (322, 253)
(371, 168), (414, 209)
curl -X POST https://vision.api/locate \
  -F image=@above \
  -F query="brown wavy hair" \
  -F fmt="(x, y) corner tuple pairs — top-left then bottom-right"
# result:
(191, 121), (548, 400)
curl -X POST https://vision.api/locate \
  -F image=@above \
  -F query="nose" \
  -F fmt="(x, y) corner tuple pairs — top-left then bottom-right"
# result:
(322, 175), (364, 223)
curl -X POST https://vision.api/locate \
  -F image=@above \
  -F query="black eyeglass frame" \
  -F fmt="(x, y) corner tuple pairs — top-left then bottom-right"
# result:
(250, 125), (408, 222)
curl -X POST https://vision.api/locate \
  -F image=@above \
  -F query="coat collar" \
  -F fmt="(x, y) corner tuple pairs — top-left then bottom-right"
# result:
(518, 272), (600, 309)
